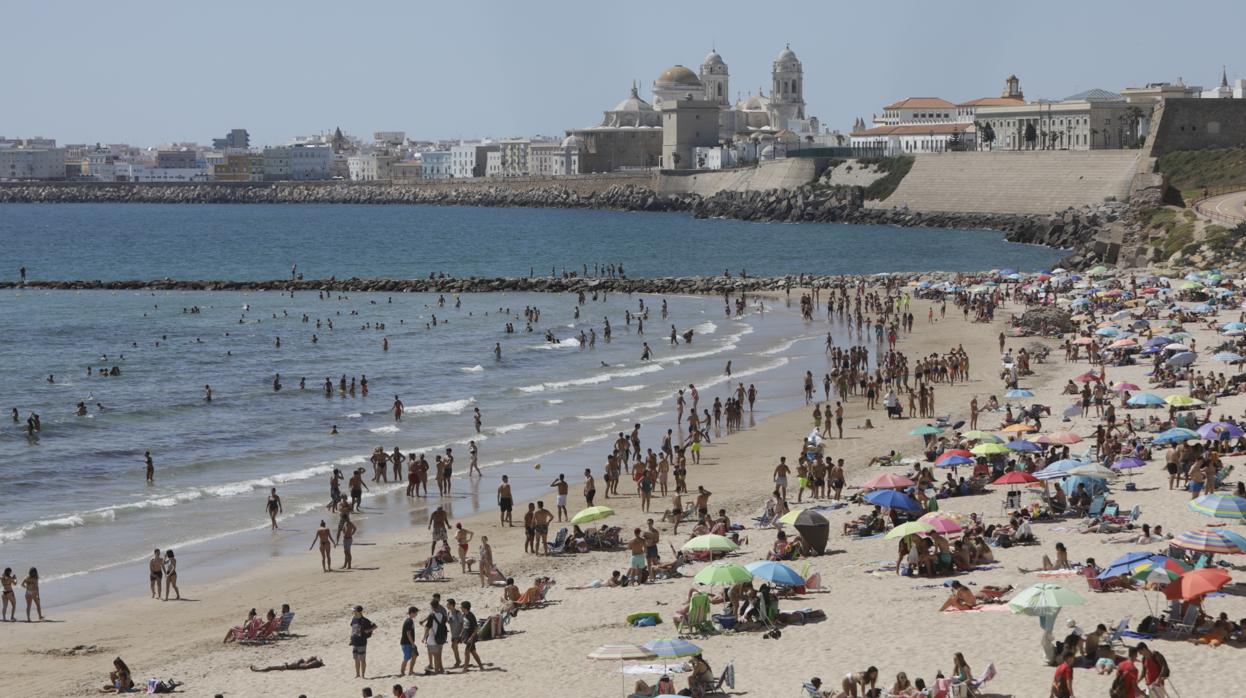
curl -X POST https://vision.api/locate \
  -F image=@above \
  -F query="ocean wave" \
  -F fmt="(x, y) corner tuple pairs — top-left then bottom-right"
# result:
(613, 385), (646, 392)
(368, 425), (401, 434)
(699, 357), (790, 390)
(530, 337), (580, 350)
(459, 365), (484, 373)
(546, 399), (564, 405)
(491, 422), (530, 435)
(344, 412), (363, 419)
(579, 399), (665, 421)
(656, 343), (737, 364)
(758, 336), (811, 356)
(691, 321), (718, 335)
(404, 397), (475, 415)
(517, 363), (663, 393)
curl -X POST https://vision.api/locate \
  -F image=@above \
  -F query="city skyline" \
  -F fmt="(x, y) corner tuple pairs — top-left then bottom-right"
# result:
(6, 0), (1246, 147)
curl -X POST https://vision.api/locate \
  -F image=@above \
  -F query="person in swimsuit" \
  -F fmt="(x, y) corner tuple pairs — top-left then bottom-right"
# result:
(455, 524), (474, 574)
(550, 475), (569, 522)
(21, 567), (43, 622)
(583, 468), (596, 507)
(163, 549), (180, 600)
(477, 536), (494, 588)
(1, 567), (17, 621)
(532, 501), (554, 555)
(266, 487), (283, 530)
(841, 667), (879, 697)
(429, 506), (450, 557)
(309, 520), (335, 572)
(341, 517), (357, 570)
(149, 549), (163, 599)
(349, 469), (368, 510)
(497, 475), (513, 526)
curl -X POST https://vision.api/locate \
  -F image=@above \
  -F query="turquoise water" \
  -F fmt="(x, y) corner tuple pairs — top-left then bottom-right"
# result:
(0, 203), (1060, 281)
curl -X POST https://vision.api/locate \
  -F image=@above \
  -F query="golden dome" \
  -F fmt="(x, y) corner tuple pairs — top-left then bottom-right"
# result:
(656, 65), (701, 87)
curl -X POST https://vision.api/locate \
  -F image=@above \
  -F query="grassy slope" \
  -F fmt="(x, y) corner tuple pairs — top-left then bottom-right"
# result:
(1156, 147), (1246, 201)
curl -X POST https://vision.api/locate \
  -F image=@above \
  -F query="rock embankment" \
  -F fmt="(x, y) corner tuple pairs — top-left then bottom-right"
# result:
(0, 181), (1122, 267)
(3, 273), (959, 295)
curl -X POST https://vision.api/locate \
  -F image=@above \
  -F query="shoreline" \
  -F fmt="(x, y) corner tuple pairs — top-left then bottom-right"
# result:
(1, 288), (1024, 696)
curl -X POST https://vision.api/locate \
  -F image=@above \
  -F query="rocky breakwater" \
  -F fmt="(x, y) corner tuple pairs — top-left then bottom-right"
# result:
(3, 272), (966, 295)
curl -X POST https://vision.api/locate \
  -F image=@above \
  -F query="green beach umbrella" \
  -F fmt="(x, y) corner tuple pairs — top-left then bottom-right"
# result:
(570, 505), (616, 525)
(777, 508), (807, 525)
(681, 534), (739, 553)
(971, 442), (1011, 456)
(963, 430), (1003, 443)
(910, 425), (944, 436)
(1008, 583), (1085, 616)
(884, 521), (935, 540)
(693, 561), (753, 586)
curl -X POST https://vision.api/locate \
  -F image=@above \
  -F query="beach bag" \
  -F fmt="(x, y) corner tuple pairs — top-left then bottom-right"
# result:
(1137, 615), (1161, 634)
(1108, 672), (1127, 698)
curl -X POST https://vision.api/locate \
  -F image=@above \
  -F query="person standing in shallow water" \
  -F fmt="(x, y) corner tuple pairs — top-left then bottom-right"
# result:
(266, 487), (283, 529)
(144, 451), (154, 483)
(393, 395), (404, 422)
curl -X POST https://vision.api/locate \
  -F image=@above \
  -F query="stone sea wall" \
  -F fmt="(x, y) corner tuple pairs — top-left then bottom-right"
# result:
(0, 180), (1119, 267)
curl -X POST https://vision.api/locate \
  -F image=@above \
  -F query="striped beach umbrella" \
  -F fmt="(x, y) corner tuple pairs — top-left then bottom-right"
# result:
(1188, 494), (1246, 520)
(1173, 529), (1246, 555)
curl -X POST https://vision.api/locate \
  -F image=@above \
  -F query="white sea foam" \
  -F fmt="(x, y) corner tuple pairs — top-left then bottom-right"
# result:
(369, 425), (401, 434)
(530, 337), (580, 350)
(345, 412), (363, 419)
(613, 385), (645, 392)
(518, 363), (663, 393)
(699, 357), (790, 390)
(491, 422), (530, 435)
(404, 397), (475, 415)
(579, 399), (665, 421)
(691, 320), (718, 335)
(459, 365), (484, 373)
(546, 399), (564, 405)
(758, 336), (811, 356)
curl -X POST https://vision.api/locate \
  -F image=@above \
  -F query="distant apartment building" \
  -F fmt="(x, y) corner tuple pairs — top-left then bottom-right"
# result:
(391, 160), (422, 181)
(497, 139), (531, 177)
(373, 131), (406, 146)
(156, 150), (198, 169)
(0, 146), (67, 180)
(213, 153), (263, 181)
(485, 150), (502, 177)
(113, 163), (210, 182)
(212, 129), (250, 150)
(420, 151), (452, 180)
(530, 138), (580, 176)
(263, 144), (331, 180)
(347, 152), (397, 181)
(450, 141), (497, 178)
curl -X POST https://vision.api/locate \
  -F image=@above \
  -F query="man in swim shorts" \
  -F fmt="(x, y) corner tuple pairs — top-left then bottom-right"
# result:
(627, 528), (647, 584)
(428, 506), (450, 557)
(149, 549), (163, 599)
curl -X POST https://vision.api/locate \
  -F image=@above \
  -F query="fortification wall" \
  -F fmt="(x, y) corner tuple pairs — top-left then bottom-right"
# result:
(1149, 98), (1246, 155)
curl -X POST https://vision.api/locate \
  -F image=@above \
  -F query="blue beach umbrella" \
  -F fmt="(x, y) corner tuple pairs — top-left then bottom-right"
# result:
(1152, 428), (1201, 444)
(863, 489), (922, 512)
(744, 560), (806, 586)
(1167, 352), (1198, 367)
(1126, 393), (1166, 407)
(1005, 389), (1034, 398)
(934, 455), (975, 468)
(1097, 551), (1156, 579)
(1215, 351), (1245, 363)
(1006, 440), (1042, 453)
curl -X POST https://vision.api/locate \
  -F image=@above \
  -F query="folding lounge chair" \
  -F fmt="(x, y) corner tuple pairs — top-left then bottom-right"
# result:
(698, 662), (734, 696)
(965, 662), (996, 696)
(1105, 617), (1131, 648)
(276, 611), (295, 635)
(239, 617), (280, 645)
(413, 557), (444, 582)
(545, 528), (569, 554)
(679, 592), (713, 636)
(1170, 606), (1198, 635)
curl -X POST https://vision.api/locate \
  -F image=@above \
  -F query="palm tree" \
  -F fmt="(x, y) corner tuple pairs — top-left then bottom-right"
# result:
(1024, 123), (1037, 150)
(1122, 106), (1144, 147)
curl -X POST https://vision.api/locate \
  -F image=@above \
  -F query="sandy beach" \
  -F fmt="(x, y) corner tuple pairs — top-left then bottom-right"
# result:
(6, 281), (1246, 698)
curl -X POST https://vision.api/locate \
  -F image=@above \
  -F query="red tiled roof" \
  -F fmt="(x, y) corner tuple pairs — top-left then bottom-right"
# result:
(883, 97), (956, 110)
(957, 97), (1026, 107)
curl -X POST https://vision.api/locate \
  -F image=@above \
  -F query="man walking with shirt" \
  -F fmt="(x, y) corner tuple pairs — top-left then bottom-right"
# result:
(350, 605), (376, 679)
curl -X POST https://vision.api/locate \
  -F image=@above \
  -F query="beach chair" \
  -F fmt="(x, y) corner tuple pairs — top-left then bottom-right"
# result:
(412, 557), (444, 582)
(1214, 464), (1234, 489)
(698, 662), (734, 696)
(679, 592), (713, 636)
(276, 611), (295, 635)
(545, 528), (569, 554)
(1102, 504), (1119, 518)
(1105, 616), (1131, 648)
(1170, 606), (1198, 635)
(1194, 554), (1211, 569)
(227, 617), (264, 642)
(964, 662), (996, 697)
(1087, 495), (1106, 518)
(239, 617), (280, 645)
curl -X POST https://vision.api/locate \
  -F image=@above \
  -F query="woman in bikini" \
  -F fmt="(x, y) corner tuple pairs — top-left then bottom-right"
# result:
(21, 567), (43, 622)
(841, 667), (878, 697)
(309, 520), (335, 572)
(163, 550), (180, 601)
(266, 487), (283, 530)
(1, 567), (16, 621)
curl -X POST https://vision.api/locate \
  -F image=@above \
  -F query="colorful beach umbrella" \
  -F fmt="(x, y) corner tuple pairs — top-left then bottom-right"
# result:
(884, 520), (935, 540)
(934, 455), (975, 468)
(570, 505), (616, 525)
(743, 560), (805, 586)
(1032, 431), (1083, 445)
(1172, 529), (1245, 555)
(1112, 382), (1141, 392)
(971, 442), (1011, 456)
(917, 513), (963, 534)
(962, 430), (1002, 443)
(643, 638), (702, 659)
(1006, 439), (1042, 453)
(910, 425), (944, 436)
(863, 489), (922, 512)
(1073, 372), (1100, 383)
(1001, 423), (1036, 434)
(681, 535), (739, 553)
(1008, 584), (1085, 615)
(693, 561), (753, 586)
(1164, 568), (1232, 601)
(862, 473), (914, 490)
(993, 471), (1039, 486)
(1188, 494), (1246, 520)
(1126, 393), (1166, 407)
(938, 449), (975, 461)
(1197, 422), (1245, 440)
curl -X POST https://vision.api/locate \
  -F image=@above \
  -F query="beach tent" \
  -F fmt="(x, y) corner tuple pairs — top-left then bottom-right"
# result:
(789, 509), (830, 555)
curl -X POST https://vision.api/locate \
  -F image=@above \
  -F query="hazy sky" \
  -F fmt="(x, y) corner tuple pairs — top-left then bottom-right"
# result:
(6, 0), (1243, 146)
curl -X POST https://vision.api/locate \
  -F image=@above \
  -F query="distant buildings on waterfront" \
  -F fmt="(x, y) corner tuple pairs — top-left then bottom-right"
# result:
(4, 62), (1246, 182)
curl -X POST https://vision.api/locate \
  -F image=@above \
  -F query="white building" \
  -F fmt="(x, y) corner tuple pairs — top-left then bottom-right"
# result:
(347, 152), (396, 181)
(850, 75), (1030, 154)
(450, 141), (496, 179)
(498, 139), (532, 177)
(974, 89), (1135, 151)
(113, 163), (211, 182)
(420, 151), (452, 180)
(0, 147), (66, 180)
(530, 139), (580, 176)
(485, 151), (502, 178)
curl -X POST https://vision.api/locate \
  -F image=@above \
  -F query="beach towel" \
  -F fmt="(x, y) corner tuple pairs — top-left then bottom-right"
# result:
(941, 604), (1011, 614)
(1036, 570), (1081, 578)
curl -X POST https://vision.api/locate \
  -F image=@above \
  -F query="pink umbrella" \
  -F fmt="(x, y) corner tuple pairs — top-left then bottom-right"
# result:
(918, 512), (964, 534)
(1073, 337), (1094, 345)
(1112, 382), (1141, 392)
(863, 473), (914, 490)
(1033, 431), (1083, 445)
(1073, 372), (1100, 383)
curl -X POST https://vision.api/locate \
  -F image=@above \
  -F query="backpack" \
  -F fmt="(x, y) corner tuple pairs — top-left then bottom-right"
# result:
(1154, 651), (1170, 678)
(1108, 671), (1127, 698)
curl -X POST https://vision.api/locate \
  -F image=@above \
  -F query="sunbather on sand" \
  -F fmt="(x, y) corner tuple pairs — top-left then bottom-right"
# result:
(939, 581), (977, 611)
(250, 657), (325, 672)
